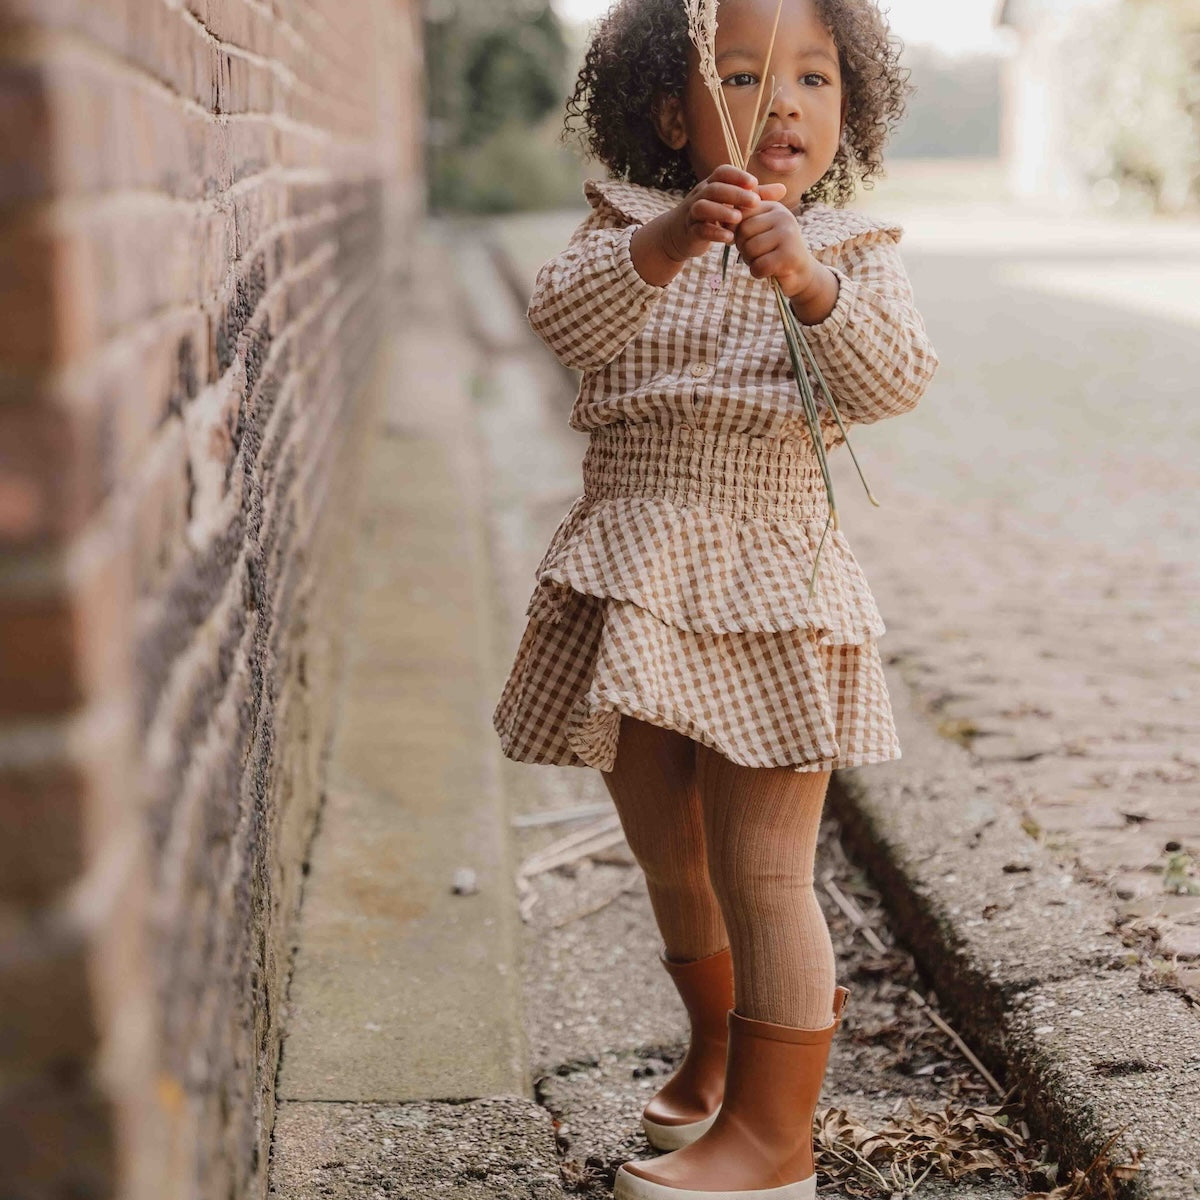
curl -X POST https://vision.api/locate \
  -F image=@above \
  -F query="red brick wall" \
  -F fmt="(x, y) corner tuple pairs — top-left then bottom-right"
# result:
(0, 2), (420, 1196)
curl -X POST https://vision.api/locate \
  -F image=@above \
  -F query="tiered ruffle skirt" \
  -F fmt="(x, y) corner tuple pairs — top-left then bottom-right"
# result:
(491, 422), (901, 774)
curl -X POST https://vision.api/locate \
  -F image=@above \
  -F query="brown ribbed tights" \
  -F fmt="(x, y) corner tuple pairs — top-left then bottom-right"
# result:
(600, 714), (836, 1029)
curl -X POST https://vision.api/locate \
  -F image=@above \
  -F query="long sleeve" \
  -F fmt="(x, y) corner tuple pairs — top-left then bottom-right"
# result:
(798, 232), (939, 425)
(526, 203), (670, 372)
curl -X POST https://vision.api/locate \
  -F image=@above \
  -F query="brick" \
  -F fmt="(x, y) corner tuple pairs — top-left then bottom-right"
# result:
(131, 420), (192, 600)
(0, 919), (96, 1071)
(141, 565), (252, 844)
(0, 523), (132, 720)
(0, 761), (87, 899)
(0, 592), (82, 715)
(0, 703), (132, 905)
(0, 311), (211, 552)
(0, 58), (54, 205)
(0, 219), (66, 370)
(0, 398), (100, 549)
(46, 51), (197, 198)
(0, 1075), (115, 1198)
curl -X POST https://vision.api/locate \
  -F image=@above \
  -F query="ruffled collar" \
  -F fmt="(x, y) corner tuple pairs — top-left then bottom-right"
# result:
(583, 177), (903, 252)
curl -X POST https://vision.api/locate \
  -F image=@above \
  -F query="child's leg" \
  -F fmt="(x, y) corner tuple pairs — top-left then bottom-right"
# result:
(599, 714), (729, 961)
(695, 744), (836, 1028)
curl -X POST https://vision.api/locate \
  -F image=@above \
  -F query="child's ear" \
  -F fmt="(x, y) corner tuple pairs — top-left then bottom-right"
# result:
(651, 93), (688, 151)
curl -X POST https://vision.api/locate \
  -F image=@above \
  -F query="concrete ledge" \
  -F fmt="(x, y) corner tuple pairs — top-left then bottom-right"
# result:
(275, 236), (525, 1106)
(829, 665), (1200, 1200)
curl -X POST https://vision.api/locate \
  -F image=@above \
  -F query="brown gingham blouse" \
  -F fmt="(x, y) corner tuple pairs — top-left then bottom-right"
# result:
(492, 178), (940, 774)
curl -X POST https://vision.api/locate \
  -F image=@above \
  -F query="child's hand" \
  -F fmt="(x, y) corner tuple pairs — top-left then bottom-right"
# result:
(732, 190), (822, 299)
(661, 165), (767, 262)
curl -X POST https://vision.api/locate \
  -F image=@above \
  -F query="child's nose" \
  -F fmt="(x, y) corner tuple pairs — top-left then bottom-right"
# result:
(769, 88), (802, 120)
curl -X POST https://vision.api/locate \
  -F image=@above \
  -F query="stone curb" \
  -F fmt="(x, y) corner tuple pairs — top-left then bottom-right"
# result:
(829, 665), (1200, 1200)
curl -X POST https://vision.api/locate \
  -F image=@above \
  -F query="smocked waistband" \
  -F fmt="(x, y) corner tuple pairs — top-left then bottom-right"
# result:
(582, 422), (829, 520)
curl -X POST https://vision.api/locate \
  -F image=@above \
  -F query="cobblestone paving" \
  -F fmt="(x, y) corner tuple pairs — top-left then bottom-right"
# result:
(831, 214), (1200, 1001)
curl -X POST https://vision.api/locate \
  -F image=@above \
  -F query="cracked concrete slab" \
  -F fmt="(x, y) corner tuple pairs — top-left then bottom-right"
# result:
(519, 863), (683, 1076)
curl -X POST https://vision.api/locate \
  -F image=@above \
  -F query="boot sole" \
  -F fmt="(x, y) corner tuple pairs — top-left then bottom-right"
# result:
(641, 1108), (719, 1150)
(615, 1166), (817, 1200)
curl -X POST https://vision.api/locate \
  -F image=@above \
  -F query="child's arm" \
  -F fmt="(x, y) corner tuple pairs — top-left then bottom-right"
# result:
(528, 167), (763, 371)
(791, 233), (939, 425)
(526, 204), (670, 372)
(733, 200), (939, 424)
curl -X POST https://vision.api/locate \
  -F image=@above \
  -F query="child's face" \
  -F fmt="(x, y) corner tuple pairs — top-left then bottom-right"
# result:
(660, 0), (846, 210)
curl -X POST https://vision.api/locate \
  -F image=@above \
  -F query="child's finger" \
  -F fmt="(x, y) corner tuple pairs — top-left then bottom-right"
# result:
(756, 182), (788, 202)
(737, 207), (786, 237)
(700, 182), (762, 210)
(708, 164), (759, 193)
(691, 198), (744, 229)
(741, 228), (782, 258)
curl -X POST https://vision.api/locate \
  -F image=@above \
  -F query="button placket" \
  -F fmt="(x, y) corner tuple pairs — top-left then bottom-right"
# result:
(696, 253), (729, 417)
(687, 253), (728, 425)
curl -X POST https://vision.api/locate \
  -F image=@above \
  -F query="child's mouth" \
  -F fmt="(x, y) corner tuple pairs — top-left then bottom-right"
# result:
(756, 144), (804, 172)
(753, 128), (806, 173)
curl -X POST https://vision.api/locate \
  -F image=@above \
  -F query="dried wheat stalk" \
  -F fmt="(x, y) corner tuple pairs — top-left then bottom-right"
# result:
(683, 0), (880, 595)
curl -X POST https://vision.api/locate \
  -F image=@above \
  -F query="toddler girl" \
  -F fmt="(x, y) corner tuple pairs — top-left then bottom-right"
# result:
(492, 0), (939, 1196)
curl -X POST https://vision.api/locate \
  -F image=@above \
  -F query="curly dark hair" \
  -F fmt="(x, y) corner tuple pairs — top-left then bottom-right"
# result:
(563, 0), (912, 207)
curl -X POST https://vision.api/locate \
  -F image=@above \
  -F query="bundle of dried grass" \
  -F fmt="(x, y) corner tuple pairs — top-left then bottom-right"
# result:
(684, 0), (879, 596)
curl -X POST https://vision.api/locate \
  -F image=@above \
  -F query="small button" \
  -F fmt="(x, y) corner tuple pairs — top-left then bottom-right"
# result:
(689, 362), (711, 377)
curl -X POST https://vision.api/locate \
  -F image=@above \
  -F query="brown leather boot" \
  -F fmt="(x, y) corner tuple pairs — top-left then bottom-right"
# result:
(618, 986), (850, 1200)
(642, 944), (735, 1151)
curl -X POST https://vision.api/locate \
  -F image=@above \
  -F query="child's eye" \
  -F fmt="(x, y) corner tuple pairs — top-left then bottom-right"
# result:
(802, 73), (828, 86)
(720, 71), (758, 87)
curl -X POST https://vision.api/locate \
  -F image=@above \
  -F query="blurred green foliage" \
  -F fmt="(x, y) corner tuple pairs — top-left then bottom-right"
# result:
(423, 0), (587, 212)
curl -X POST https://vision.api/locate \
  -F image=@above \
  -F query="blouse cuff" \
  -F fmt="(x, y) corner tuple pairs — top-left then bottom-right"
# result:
(796, 266), (853, 418)
(612, 223), (672, 298)
(796, 266), (854, 336)
(797, 265), (855, 335)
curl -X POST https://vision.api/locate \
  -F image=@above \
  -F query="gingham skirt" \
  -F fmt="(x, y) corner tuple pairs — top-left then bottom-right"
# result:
(492, 422), (901, 773)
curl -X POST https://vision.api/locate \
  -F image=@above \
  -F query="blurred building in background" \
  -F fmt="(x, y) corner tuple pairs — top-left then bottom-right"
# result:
(885, 45), (1001, 161)
(0, 2), (420, 1198)
(996, 0), (1200, 212)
